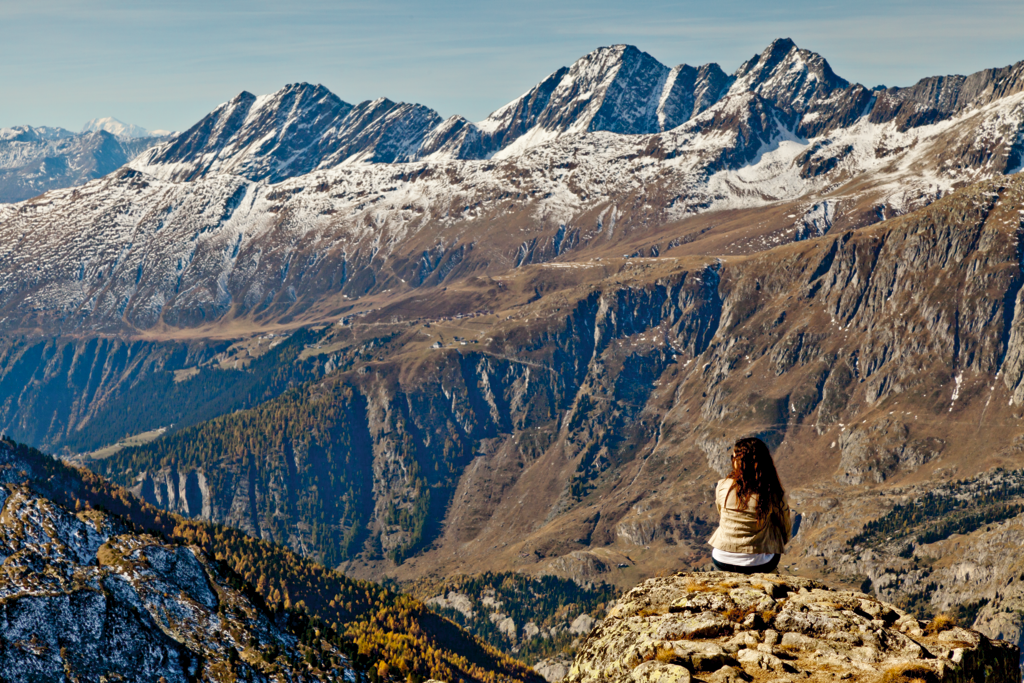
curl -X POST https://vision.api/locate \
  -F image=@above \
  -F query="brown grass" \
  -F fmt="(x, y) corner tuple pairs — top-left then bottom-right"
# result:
(722, 606), (756, 623)
(684, 579), (736, 594)
(719, 606), (776, 627)
(654, 646), (681, 664)
(879, 662), (938, 683)
(924, 613), (957, 635)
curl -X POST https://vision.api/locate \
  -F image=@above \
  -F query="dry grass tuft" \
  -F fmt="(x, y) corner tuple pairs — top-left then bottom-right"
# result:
(684, 579), (734, 594)
(924, 613), (957, 635)
(654, 646), (681, 664)
(721, 606), (756, 623)
(879, 662), (938, 683)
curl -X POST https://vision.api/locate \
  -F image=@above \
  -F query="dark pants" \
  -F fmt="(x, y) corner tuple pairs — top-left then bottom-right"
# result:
(711, 553), (781, 574)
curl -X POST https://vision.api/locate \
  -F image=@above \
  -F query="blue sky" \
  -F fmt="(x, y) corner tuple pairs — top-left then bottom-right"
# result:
(3, 0), (1023, 132)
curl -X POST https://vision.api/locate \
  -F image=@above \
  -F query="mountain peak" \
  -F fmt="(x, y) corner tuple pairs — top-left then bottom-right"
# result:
(274, 82), (338, 100)
(490, 42), (670, 147)
(767, 36), (797, 53)
(81, 116), (155, 139)
(730, 38), (849, 112)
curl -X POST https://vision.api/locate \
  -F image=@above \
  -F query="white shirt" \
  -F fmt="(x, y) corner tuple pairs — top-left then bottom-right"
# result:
(711, 547), (775, 567)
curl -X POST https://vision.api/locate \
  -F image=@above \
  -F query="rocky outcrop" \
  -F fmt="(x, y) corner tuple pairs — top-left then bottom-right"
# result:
(836, 420), (945, 485)
(0, 473), (353, 681)
(567, 573), (1019, 683)
(781, 465), (1024, 673)
(534, 655), (573, 683)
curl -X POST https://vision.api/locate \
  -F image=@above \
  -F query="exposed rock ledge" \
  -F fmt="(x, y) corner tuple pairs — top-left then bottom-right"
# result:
(566, 573), (1019, 683)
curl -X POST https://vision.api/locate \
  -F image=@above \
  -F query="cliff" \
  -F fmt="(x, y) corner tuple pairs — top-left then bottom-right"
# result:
(566, 573), (1019, 683)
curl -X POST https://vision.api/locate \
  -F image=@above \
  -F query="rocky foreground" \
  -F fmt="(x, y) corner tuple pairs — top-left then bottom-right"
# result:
(566, 573), (1019, 683)
(0, 478), (349, 682)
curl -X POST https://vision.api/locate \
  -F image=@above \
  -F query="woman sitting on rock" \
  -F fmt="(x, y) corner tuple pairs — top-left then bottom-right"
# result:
(708, 437), (791, 574)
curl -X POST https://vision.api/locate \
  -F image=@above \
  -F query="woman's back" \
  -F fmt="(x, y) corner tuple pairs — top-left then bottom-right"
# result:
(707, 437), (791, 573)
(708, 477), (790, 555)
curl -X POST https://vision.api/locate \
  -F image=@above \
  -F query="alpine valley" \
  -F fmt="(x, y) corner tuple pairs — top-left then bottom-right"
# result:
(4, 38), (1024, 678)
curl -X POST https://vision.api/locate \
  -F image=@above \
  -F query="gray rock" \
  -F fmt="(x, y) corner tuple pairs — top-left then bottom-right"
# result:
(629, 659), (691, 683)
(570, 613), (597, 635)
(534, 656), (573, 682)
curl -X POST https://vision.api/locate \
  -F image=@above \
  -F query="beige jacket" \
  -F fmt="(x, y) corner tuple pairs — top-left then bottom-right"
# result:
(707, 478), (791, 554)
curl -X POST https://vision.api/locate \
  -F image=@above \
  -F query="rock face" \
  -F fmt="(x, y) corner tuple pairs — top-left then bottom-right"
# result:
(133, 466), (212, 518)
(0, 445), (353, 682)
(567, 573), (1020, 683)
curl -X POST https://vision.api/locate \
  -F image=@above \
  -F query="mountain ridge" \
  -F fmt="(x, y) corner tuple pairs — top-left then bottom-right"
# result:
(0, 31), (1020, 337)
(127, 38), (1024, 183)
(0, 435), (542, 682)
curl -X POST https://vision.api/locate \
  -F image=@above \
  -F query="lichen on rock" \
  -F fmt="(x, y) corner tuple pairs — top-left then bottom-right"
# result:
(565, 572), (1020, 682)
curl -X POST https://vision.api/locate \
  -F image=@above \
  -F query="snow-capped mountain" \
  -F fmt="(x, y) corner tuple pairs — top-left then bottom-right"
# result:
(479, 44), (733, 158)
(128, 37), (1024, 185)
(493, 44), (674, 138)
(132, 43), (742, 178)
(728, 37), (849, 114)
(133, 84), (443, 183)
(0, 39), (1023, 334)
(81, 116), (159, 139)
(0, 125), (77, 142)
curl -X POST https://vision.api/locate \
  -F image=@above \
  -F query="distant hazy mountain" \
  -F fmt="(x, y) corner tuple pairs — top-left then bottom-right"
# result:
(0, 125), (163, 202)
(81, 116), (161, 139)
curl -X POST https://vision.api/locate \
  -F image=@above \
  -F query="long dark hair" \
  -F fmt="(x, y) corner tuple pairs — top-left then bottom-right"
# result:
(727, 437), (785, 524)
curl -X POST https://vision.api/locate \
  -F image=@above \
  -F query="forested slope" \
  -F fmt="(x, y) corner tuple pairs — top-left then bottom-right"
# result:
(4, 437), (541, 683)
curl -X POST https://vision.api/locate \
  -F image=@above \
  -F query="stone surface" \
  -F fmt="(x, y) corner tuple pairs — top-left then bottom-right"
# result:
(534, 656), (573, 683)
(565, 573), (1020, 683)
